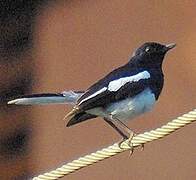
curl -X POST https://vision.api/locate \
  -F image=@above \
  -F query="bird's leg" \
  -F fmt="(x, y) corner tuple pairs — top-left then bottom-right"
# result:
(104, 115), (135, 152)
(114, 118), (145, 152)
(103, 118), (132, 151)
(103, 118), (128, 140)
(111, 117), (136, 153)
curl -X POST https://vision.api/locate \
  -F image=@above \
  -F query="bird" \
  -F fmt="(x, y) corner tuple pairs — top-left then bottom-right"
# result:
(8, 42), (176, 149)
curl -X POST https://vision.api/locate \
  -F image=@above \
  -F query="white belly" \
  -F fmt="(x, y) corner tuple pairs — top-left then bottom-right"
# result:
(87, 88), (156, 121)
(106, 88), (156, 121)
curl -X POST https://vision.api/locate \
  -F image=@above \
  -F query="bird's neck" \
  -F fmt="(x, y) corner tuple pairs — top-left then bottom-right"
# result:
(128, 57), (163, 71)
(127, 57), (164, 100)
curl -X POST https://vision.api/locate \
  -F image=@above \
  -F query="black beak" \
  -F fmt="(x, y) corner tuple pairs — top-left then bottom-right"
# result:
(165, 43), (176, 51)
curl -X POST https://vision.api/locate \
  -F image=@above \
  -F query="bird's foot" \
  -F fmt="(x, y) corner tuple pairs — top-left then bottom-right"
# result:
(127, 134), (145, 155)
(127, 132), (135, 156)
(118, 131), (136, 155)
(118, 137), (127, 149)
(139, 143), (145, 151)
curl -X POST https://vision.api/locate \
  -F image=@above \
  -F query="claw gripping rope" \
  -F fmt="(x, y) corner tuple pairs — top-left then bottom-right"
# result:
(33, 109), (196, 180)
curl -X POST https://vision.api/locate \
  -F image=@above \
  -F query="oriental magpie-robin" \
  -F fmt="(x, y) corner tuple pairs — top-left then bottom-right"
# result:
(8, 42), (176, 147)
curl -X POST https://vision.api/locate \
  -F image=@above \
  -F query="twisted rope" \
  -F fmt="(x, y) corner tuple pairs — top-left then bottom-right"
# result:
(33, 109), (196, 180)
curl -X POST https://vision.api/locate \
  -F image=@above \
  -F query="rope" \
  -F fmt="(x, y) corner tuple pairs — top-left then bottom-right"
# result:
(33, 109), (196, 180)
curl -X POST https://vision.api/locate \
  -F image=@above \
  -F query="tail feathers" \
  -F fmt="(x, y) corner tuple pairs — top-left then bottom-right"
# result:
(8, 93), (66, 105)
(66, 112), (97, 127)
(7, 91), (84, 105)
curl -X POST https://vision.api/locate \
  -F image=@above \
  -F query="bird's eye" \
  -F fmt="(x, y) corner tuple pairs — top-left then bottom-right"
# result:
(145, 47), (150, 52)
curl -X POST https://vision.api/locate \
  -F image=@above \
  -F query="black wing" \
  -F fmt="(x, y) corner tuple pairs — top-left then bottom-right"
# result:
(77, 78), (150, 111)
(66, 78), (150, 127)
(76, 63), (164, 112)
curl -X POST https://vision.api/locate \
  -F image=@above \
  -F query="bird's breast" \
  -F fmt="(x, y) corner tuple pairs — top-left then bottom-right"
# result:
(106, 88), (156, 121)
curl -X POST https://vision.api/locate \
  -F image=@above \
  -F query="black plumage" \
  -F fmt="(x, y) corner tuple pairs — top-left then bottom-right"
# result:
(66, 42), (175, 127)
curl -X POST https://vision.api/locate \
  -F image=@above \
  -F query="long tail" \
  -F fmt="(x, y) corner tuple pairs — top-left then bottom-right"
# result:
(7, 90), (84, 105)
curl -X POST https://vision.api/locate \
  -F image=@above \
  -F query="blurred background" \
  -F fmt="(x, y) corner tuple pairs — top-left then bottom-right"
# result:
(0, 0), (196, 179)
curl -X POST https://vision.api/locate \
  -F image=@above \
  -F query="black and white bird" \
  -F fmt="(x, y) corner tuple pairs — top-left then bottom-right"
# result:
(8, 42), (176, 147)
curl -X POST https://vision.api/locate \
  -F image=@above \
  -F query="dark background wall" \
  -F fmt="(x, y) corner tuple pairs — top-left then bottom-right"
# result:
(1, 1), (196, 179)
(0, 1), (44, 179)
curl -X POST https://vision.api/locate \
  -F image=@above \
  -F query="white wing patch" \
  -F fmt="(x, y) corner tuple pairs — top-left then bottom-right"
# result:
(78, 71), (150, 105)
(108, 71), (150, 92)
(79, 87), (107, 104)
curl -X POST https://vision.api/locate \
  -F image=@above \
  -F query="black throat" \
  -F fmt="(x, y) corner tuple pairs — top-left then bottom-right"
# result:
(129, 55), (165, 100)
(149, 68), (164, 100)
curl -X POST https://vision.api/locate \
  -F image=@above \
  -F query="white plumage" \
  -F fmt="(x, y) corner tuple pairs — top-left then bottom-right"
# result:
(86, 88), (156, 122)
(108, 71), (150, 91)
(79, 71), (151, 105)
(79, 87), (107, 104)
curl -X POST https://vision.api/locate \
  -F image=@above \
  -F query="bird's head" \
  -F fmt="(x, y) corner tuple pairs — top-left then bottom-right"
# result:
(131, 42), (176, 68)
